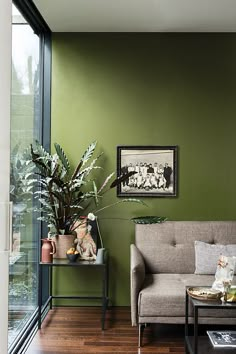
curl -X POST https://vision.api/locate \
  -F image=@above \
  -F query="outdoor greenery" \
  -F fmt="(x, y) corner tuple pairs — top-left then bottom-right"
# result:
(10, 144), (34, 204)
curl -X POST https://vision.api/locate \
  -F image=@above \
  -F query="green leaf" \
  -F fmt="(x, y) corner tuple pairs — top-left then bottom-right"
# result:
(120, 198), (147, 206)
(131, 216), (168, 224)
(30, 146), (47, 172)
(67, 205), (83, 209)
(54, 143), (70, 172)
(98, 172), (115, 194)
(37, 216), (55, 224)
(81, 141), (97, 166)
(93, 181), (98, 206)
(69, 178), (85, 191)
(24, 173), (34, 180)
(79, 165), (102, 179)
(38, 198), (52, 208)
(83, 153), (103, 176)
(94, 198), (147, 215)
(60, 167), (67, 179)
(71, 141), (98, 180)
(110, 171), (137, 189)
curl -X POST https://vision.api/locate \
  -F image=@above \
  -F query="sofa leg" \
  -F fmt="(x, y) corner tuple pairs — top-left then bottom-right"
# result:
(138, 324), (145, 347)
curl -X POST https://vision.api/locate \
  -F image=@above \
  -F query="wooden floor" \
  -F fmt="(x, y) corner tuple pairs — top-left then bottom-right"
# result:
(25, 307), (185, 354)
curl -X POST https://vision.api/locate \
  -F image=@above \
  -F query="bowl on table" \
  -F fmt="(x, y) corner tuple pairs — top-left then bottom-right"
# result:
(66, 253), (79, 262)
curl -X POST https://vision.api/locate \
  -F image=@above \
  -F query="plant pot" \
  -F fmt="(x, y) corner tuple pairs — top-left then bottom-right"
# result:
(51, 234), (76, 259)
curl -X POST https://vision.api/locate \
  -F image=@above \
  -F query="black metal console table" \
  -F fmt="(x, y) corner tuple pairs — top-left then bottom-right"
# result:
(185, 287), (236, 354)
(38, 255), (109, 330)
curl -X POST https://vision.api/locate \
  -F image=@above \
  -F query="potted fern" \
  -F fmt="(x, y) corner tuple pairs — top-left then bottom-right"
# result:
(26, 141), (143, 258)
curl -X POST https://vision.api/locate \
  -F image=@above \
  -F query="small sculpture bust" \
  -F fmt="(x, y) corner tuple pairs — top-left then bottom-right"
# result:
(74, 219), (96, 261)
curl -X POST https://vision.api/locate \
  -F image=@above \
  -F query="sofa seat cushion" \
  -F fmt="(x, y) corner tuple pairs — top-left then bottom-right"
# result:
(138, 274), (236, 318)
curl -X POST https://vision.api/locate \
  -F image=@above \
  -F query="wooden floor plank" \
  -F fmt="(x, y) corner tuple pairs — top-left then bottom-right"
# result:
(25, 307), (185, 354)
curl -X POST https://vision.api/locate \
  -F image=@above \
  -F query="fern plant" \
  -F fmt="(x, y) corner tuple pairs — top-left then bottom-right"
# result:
(26, 141), (144, 236)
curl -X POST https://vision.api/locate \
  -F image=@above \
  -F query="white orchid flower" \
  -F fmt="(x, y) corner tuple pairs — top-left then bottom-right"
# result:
(87, 212), (96, 221)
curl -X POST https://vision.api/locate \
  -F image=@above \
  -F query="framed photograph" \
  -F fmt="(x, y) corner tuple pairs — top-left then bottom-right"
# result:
(117, 145), (178, 197)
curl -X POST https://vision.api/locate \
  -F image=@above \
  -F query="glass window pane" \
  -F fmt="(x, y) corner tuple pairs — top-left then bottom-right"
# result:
(9, 3), (40, 348)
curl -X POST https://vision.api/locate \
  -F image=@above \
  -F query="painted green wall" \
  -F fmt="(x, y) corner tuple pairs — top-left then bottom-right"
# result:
(51, 33), (236, 305)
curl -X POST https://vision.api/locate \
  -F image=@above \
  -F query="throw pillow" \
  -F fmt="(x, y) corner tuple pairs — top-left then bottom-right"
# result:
(212, 255), (236, 292)
(194, 241), (236, 275)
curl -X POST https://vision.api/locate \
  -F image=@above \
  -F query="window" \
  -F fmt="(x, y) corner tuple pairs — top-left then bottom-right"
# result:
(9, 3), (51, 352)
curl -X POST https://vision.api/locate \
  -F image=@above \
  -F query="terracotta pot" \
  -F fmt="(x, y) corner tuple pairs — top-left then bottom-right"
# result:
(51, 234), (76, 259)
(41, 239), (56, 263)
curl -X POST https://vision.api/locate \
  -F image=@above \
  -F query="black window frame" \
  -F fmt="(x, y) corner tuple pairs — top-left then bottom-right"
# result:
(10, 1), (51, 353)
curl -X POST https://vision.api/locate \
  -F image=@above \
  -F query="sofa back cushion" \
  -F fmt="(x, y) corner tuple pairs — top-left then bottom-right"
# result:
(135, 221), (236, 274)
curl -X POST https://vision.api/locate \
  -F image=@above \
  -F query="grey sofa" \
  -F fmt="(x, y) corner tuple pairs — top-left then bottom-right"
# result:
(130, 221), (236, 346)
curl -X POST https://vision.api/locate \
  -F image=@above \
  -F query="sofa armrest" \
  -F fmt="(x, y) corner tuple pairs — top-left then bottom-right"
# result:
(130, 244), (145, 326)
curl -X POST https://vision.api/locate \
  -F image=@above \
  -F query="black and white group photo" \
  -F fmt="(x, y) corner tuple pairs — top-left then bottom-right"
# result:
(117, 146), (177, 197)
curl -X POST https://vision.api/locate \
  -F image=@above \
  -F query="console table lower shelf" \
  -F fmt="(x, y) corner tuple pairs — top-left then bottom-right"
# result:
(185, 335), (236, 354)
(38, 259), (109, 330)
(185, 287), (236, 354)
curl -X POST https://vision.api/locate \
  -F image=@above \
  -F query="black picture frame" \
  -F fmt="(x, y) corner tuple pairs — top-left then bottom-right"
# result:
(117, 145), (178, 197)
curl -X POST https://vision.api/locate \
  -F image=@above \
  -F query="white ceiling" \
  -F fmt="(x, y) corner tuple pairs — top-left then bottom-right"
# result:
(33, 0), (236, 32)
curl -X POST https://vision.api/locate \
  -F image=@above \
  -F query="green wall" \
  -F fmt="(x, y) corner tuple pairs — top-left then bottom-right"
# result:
(51, 33), (236, 305)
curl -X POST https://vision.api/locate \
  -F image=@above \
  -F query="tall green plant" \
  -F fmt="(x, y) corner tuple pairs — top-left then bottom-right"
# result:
(26, 141), (144, 236)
